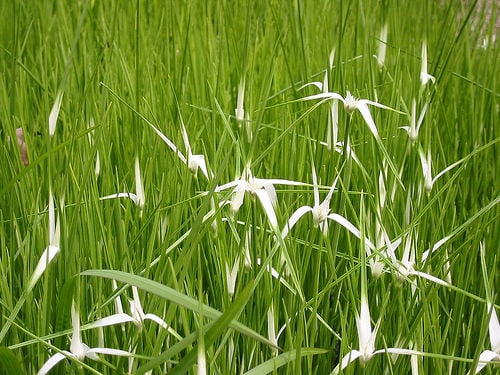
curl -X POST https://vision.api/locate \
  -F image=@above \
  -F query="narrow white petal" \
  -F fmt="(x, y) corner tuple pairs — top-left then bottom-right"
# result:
(267, 305), (278, 355)
(94, 151), (100, 177)
(487, 305), (500, 352)
(37, 352), (72, 375)
(135, 157), (145, 209)
(333, 350), (363, 373)
(412, 270), (451, 287)
(254, 189), (278, 229)
(420, 41), (436, 86)
(298, 81), (324, 91)
(375, 24), (388, 68)
(88, 347), (132, 357)
(112, 280), (124, 315)
(235, 78), (245, 122)
(149, 123), (187, 164)
(70, 302), (83, 357)
(311, 168), (320, 207)
(191, 154), (209, 179)
(143, 313), (169, 329)
(357, 295), (374, 355)
(360, 99), (395, 111)
(421, 234), (452, 262)
(48, 90), (64, 136)
(328, 99), (339, 149)
(416, 102), (429, 133)
(262, 182), (278, 208)
(100, 192), (139, 204)
(215, 180), (241, 192)
(475, 350), (500, 373)
(87, 314), (136, 328)
(282, 206), (313, 239)
(230, 188), (246, 217)
(373, 348), (425, 356)
(48, 191), (55, 244)
(326, 213), (375, 250)
(28, 245), (60, 290)
(323, 176), (339, 207)
(225, 259), (240, 297)
(180, 124), (192, 155)
(432, 157), (466, 184)
(260, 178), (305, 187)
(356, 102), (380, 138)
(300, 92), (344, 102)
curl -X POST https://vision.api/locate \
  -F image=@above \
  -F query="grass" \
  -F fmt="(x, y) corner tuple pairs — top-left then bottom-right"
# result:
(0, 0), (499, 374)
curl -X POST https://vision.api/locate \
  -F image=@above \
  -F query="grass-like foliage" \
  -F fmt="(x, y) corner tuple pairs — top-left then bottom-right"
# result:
(0, 0), (499, 374)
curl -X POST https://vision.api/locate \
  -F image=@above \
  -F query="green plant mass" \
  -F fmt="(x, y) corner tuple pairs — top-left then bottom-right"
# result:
(0, 0), (498, 374)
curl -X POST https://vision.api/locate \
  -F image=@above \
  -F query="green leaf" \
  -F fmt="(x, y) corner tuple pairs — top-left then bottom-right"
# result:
(166, 279), (255, 375)
(243, 348), (328, 375)
(0, 347), (23, 375)
(81, 270), (272, 347)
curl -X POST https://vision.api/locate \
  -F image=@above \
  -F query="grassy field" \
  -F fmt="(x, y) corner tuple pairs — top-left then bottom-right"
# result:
(0, 1), (499, 374)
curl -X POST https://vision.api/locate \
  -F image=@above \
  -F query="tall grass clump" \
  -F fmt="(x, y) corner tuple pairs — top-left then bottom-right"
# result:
(0, 0), (498, 374)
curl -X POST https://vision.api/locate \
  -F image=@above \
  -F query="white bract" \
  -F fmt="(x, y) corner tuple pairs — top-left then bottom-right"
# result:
(48, 90), (64, 137)
(37, 301), (131, 375)
(375, 24), (388, 69)
(418, 147), (466, 193)
(420, 40), (436, 87)
(29, 191), (61, 290)
(473, 304), (500, 373)
(0, 191), (62, 342)
(267, 303), (279, 356)
(225, 258), (240, 298)
(235, 78), (245, 123)
(87, 118), (100, 177)
(400, 99), (428, 143)
(181, 123), (210, 179)
(143, 115), (210, 179)
(134, 157), (145, 210)
(100, 156), (146, 211)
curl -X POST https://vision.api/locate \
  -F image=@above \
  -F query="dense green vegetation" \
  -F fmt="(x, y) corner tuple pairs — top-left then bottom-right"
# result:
(0, 1), (498, 374)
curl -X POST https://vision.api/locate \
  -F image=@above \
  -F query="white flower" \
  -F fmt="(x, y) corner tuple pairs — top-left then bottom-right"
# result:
(109, 281), (180, 337)
(332, 292), (424, 374)
(215, 165), (303, 229)
(299, 89), (404, 182)
(282, 167), (376, 250)
(37, 301), (131, 375)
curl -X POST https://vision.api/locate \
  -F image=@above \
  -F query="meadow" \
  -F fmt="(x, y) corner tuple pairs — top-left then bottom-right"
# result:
(0, 0), (499, 374)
